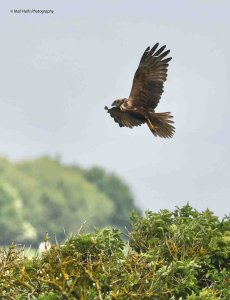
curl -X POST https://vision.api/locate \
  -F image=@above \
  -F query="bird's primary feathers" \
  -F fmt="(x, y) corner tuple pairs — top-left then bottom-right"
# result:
(105, 43), (175, 138)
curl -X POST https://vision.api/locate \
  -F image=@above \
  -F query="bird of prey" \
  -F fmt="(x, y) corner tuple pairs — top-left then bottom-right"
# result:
(105, 43), (175, 138)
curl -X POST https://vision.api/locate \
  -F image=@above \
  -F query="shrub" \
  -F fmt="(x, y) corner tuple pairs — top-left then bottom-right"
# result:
(0, 204), (229, 299)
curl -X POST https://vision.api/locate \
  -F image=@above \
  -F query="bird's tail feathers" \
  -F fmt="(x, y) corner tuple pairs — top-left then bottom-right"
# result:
(148, 112), (175, 138)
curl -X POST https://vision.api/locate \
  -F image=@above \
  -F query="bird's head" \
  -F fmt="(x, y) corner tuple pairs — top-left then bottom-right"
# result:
(111, 98), (126, 107)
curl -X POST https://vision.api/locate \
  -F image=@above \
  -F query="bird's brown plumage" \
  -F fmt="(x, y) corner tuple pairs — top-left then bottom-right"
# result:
(105, 43), (175, 138)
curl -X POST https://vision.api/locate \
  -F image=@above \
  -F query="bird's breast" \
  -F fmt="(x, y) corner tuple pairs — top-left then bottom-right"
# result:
(120, 100), (133, 111)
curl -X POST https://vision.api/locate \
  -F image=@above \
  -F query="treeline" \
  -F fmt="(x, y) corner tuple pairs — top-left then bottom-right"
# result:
(0, 204), (229, 299)
(0, 156), (140, 246)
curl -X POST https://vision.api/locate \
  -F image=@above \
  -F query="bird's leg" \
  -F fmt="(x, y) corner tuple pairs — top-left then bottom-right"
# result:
(147, 118), (158, 131)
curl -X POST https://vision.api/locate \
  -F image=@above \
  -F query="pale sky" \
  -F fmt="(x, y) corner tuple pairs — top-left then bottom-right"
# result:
(0, 0), (230, 216)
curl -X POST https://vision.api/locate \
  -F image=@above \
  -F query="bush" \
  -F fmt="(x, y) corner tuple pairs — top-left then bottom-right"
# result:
(0, 204), (229, 299)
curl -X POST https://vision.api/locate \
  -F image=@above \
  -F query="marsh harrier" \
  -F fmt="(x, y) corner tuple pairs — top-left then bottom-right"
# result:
(105, 43), (175, 138)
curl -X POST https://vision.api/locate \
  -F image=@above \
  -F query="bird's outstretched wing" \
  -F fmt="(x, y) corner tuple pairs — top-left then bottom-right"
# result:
(129, 43), (171, 110)
(105, 106), (145, 128)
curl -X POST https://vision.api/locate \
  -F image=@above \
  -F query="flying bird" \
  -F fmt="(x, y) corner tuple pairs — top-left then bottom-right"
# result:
(105, 43), (175, 138)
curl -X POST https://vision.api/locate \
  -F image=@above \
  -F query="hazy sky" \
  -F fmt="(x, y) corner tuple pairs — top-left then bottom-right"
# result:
(0, 0), (229, 216)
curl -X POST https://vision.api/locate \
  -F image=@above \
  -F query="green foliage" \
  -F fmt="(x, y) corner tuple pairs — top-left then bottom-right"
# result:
(0, 205), (229, 299)
(129, 204), (230, 299)
(84, 166), (141, 228)
(0, 181), (25, 244)
(0, 156), (139, 245)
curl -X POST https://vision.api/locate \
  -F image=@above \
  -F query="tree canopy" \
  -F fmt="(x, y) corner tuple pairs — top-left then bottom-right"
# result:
(0, 204), (229, 299)
(0, 156), (140, 246)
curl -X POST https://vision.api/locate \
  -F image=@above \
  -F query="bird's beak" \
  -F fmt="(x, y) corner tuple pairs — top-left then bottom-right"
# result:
(104, 106), (109, 110)
(111, 101), (116, 106)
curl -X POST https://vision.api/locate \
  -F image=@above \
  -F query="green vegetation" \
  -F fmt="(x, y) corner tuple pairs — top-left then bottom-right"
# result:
(0, 156), (140, 246)
(0, 204), (229, 299)
(0, 157), (229, 298)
